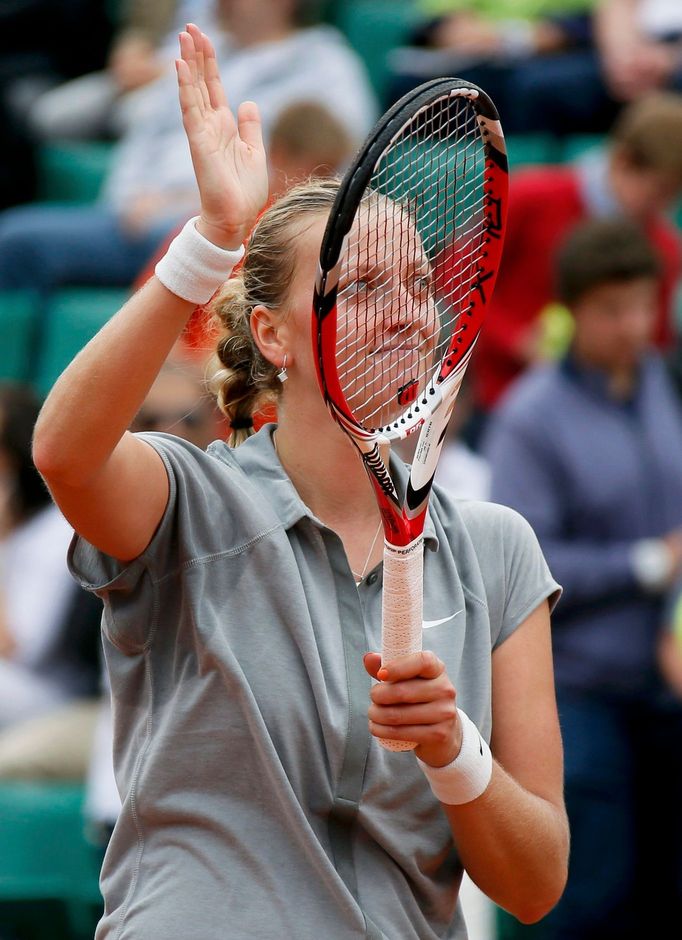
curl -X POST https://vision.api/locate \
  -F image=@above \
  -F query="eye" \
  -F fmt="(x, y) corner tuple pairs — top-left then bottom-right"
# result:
(340, 278), (371, 297)
(411, 272), (433, 296)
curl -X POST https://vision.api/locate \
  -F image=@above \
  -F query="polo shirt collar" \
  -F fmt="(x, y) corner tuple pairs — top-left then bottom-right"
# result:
(214, 424), (439, 550)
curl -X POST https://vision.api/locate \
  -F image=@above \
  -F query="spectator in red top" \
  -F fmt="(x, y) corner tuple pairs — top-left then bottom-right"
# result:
(471, 92), (682, 415)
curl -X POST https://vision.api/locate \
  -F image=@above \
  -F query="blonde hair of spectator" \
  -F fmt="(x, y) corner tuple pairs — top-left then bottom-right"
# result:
(208, 178), (339, 445)
(269, 101), (354, 184)
(610, 92), (682, 184)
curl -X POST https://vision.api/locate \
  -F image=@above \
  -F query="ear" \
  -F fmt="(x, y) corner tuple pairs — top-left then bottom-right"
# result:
(251, 304), (288, 369)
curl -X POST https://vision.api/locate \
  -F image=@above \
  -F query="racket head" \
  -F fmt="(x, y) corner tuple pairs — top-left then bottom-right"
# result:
(312, 78), (507, 540)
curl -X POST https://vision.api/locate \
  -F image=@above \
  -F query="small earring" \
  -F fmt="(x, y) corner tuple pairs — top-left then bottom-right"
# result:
(277, 354), (288, 383)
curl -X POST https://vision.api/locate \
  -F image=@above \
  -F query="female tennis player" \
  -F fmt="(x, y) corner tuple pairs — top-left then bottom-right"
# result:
(33, 24), (568, 940)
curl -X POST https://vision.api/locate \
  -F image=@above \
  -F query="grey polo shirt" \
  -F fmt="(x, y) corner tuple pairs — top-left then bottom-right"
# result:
(69, 426), (559, 940)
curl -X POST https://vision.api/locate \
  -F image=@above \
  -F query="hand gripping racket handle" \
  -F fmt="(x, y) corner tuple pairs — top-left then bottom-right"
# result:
(380, 535), (424, 751)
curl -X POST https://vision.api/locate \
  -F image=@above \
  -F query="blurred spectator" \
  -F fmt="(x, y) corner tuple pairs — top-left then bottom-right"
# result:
(267, 100), (354, 199)
(29, 1), (217, 142)
(129, 359), (225, 446)
(483, 219), (682, 938)
(0, 0), (113, 208)
(597, 0), (682, 102)
(0, 383), (102, 778)
(388, 1), (595, 131)
(0, 0), (376, 302)
(519, 0), (682, 134)
(471, 92), (682, 422)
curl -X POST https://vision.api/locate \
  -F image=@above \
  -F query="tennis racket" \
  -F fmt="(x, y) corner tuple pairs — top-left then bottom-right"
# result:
(312, 78), (508, 751)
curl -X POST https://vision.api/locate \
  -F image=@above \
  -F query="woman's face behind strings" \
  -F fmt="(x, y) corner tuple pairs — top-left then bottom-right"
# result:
(279, 206), (439, 430)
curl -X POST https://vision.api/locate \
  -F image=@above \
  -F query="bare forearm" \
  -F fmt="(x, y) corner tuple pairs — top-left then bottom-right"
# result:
(33, 278), (195, 486)
(445, 762), (569, 923)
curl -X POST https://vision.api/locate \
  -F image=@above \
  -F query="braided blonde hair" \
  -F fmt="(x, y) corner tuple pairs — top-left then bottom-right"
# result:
(208, 178), (339, 445)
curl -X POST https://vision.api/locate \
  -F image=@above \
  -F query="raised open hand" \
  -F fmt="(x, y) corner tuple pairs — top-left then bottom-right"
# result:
(176, 24), (269, 249)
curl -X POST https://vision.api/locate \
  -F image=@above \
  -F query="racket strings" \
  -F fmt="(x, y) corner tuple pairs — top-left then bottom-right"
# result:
(335, 93), (489, 430)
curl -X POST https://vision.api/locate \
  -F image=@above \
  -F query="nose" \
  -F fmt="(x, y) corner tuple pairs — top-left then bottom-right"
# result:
(379, 274), (437, 345)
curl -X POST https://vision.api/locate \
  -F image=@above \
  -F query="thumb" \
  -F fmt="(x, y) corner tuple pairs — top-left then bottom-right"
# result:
(237, 100), (264, 152)
(363, 652), (383, 679)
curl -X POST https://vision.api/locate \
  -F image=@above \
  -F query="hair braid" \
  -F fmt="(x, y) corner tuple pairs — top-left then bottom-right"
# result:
(208, 177), (340, 445)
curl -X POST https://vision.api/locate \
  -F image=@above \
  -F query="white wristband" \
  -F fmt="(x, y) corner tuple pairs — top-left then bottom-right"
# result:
(154, 216), (245, 304)
(417, 709), (493, 805)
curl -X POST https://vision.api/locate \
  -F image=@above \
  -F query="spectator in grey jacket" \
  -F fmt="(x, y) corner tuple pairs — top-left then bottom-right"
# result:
(483, 217), (682, 939)
(0, 0), (376, 302)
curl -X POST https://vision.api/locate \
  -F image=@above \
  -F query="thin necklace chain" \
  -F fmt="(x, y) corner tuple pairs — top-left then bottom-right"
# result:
(273, 431), (382, 584)
(351, 520), (383, 584)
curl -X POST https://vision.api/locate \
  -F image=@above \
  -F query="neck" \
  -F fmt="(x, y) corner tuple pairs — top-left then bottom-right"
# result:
(274, 389), (386, 582)
(571, 346), (639, 399)
(607, 366), (637, 399)
(275, 402), (379, 528)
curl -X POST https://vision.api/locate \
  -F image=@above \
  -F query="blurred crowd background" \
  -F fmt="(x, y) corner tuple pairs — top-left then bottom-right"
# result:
(1, 1), (682, 939)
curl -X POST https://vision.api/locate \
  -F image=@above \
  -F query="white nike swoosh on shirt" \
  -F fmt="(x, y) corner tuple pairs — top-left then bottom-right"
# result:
(422, 610), (463, 630)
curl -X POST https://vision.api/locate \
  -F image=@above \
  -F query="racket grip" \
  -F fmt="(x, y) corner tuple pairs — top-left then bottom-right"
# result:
(379, 536), (424, 752)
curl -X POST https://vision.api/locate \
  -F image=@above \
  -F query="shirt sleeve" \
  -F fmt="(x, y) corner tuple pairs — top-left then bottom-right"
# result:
(456, 499), (561, 650)
(495, 504), (562, 649)
(67, 433), (216, 652)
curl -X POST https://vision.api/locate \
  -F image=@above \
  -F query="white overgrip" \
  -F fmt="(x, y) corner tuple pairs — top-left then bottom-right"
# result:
(379, 535), (424, 752)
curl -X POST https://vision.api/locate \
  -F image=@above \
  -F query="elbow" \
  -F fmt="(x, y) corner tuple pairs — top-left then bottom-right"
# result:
(32, 429), (67, 486)
(515, 901), (558, 925)
(512, 864), (568, 925)
(32, 431), (58, 482)
(32, 426), (86, 489)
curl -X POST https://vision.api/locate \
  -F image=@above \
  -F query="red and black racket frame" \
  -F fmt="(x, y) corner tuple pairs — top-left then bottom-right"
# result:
(312, 78), (508, 548)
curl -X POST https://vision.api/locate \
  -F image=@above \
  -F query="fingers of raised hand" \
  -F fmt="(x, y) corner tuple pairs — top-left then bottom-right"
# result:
(186, 23), (211, 110)
(179, 29), (209, 110)
(179, 30), (199, 84)
(177, 33), (204, 134)
(201, 32), (229, 111)
(237, 101), (264, 153)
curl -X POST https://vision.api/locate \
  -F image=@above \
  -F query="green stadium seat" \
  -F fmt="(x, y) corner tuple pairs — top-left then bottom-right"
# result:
(0, 290), (40, 383)
(559, 134), (606, 163)
(0, 782), (102, 940)
(333, 0), (421, 100)
(38, 141), (115, 204)
(34, 287), (130, 394)
(504, 134), (561, 169)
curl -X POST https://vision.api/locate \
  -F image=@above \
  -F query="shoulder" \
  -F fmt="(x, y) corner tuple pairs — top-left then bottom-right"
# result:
(451, 498), (539, 553)
(430, 490), (542, 567)
(429, 494), (561, 643)
(135, 431), (281, 536)
(138, 431), (239, 487)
